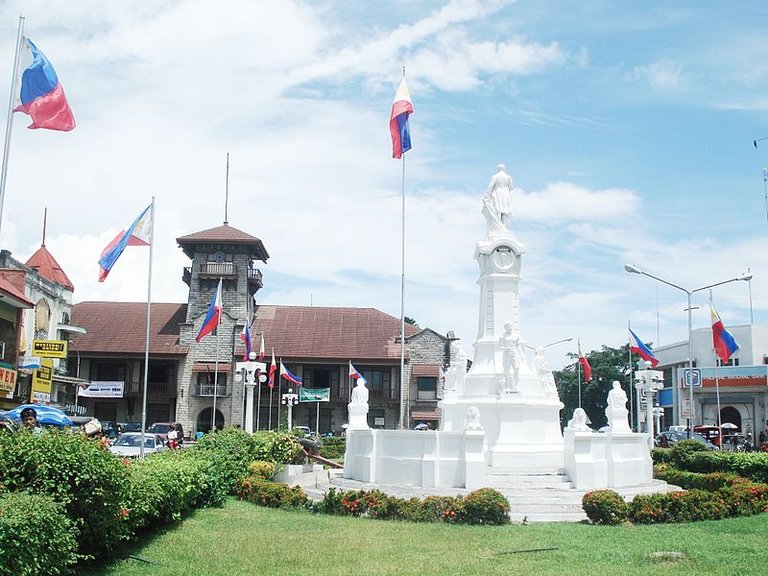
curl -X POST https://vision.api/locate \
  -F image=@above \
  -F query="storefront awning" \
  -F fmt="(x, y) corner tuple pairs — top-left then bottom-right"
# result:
(411, 410), (440, 421)
(411, 364), (440, 377)
(192, 362), (229, 372)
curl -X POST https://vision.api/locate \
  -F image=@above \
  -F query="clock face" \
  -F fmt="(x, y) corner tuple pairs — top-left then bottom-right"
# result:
(213, 251), (226, 263)
(492, 245), (515, 271)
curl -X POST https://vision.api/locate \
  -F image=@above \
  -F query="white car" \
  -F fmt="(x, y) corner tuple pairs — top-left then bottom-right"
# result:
(109, 432), (167, 458)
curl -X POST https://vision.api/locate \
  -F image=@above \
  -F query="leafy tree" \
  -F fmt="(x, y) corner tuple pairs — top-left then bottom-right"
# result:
(554, 344), (642, 430)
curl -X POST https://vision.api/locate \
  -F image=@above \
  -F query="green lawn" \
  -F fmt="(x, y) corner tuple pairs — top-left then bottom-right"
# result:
(83, 499), (768, 576)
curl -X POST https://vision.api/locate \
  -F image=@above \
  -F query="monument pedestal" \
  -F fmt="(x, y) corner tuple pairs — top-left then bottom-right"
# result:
(347, 403), (369, 430)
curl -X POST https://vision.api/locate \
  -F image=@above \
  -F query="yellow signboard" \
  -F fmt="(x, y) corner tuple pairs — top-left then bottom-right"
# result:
(32, 340), (68, 358)
(31, 359), (53, 402)
(0, 366), (16, 397)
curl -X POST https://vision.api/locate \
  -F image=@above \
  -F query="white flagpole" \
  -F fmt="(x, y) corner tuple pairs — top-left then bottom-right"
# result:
(398, 125), (407, 430)
(627, 322), (635, 431)
(211, 277), (222, 432)
(139, 197), (155, 458)
(277, 359), (282, 430)
(256, 372), (262, 431)
(315, 400), (320, 436)
(0, 15), (25, 237)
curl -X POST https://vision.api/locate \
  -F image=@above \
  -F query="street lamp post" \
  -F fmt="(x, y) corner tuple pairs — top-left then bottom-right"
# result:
(624, 265), (752, 437)
(281, 388), (299, 431)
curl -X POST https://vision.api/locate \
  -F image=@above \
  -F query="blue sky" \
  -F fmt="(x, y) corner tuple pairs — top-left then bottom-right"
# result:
(1, 1), (767, 369)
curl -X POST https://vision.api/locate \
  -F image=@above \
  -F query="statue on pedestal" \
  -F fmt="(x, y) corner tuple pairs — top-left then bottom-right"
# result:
(534, 346), (558, 396)
(444, 339), (468, 394)
(499, 323), (524, 393)
(482, 163), (514, 233)
(347, 377), (370, 430)
(606, 381), (631, 432)
(566, 407), (591, 432)
(463, 406), (483, 431)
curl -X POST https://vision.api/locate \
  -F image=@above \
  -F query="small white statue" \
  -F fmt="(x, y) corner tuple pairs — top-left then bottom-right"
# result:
(463, 406), (483, 431)
(350, 377), (369, 405)
(606, 381), (631, 432)
(534, 346), (558, 396)
(499, 323), (524, 393)
(566, 408), (591, 432)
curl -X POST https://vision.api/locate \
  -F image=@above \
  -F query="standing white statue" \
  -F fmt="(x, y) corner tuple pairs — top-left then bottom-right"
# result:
(605, 381), (631, 432)
(534, 346), (558, 396)
(499, 323), (524, 393)
(444, 339), (468, 394)
(482, 163), (514, 232)
(350, 377), (369, 405)
(566, 407), (591, 432)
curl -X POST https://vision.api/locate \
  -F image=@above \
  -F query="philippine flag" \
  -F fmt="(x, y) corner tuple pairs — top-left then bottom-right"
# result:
(14, 37), (75, 131)
(349, 362), (362, 380)
(240, 323), (252, 361)
(389, 77), (413, 159)
(628, 328), (660, 368)
(195, 279), (223, 343)
(268, 349), (277, 389)
(98, 204), (153, 282)
(578, 340), (592, 381)
(280, 361), (302, 385)
(711, 305), (739, 363)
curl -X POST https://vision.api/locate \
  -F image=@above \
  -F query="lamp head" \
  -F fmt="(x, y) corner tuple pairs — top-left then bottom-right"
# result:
(738, 273), (753, 282)
(624, 264), (643, 275)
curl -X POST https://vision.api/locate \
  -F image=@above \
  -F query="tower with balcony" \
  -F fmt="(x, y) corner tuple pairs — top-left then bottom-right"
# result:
(176, 222), (269, 433)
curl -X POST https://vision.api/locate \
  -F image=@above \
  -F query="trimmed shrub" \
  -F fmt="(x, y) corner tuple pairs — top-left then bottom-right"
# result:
(461, 487), (510, 525)
(0, 491), (80, 576)
(582, 490), (628, 525)
(247, 461), (276, 481)
(319, 437), (346, 462)
(252, 431), (305, 465)
(0, 429), (132, 557)
(237, 478), (307, 509)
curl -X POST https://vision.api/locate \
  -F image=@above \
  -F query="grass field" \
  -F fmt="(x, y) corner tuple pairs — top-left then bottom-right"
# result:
(83, 499), (768, 576)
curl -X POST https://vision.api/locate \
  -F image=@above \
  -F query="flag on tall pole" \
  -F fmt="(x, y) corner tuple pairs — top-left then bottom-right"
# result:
(240, 322), (252, 361)
(389, 77), (413, 159)
(628, 328), (660, 367)
(195, 278), (223, 342)
(14, 37), (75, 131)
(268, 349), (276, 389)
(578, 340), (592, 382)
(349, 361), (363, 380)
(711, 305), (739, 363)
(258, 332), (265, 361)
(280, 361), (302, 385)
(98, 204), (153, 281)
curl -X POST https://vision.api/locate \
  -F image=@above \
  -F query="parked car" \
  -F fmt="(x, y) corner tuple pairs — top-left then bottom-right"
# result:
(146, 422), (175, 441)
(109, 432), (167, 458)
(655, 430), (719, 450)
(293, 426), (313, 438)
(119, 422), (143, 434)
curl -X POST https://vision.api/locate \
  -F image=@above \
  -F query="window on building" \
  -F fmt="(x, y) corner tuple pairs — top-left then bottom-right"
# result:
(417, 377), (438, 400)
(91, 362), (125, 382)
(149, 364), (173, 383)
(361, 369), (389, 391)
(716, 358), (739, 367)
(196, 372), (228, 396)
(304, 366), (339, 397)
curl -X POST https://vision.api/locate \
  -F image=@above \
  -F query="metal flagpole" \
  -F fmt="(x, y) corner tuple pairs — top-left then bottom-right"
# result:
(276, 359), (282, 430)
(0, 15), (25, 237)
(139, 197), (155, 458)
(398, 126), (407, 430)
(627, 322), (635, 431)
(211, 277), (222, 431)
(315, 400), (320, 437)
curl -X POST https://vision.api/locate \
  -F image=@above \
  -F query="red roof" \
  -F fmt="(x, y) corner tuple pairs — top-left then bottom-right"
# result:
(176, 223), (269, 261)
(253, 305), (419, 361)
(71, 302), (188, 355)
(0, 274), (34, 308)
(25, 245), (74, 291)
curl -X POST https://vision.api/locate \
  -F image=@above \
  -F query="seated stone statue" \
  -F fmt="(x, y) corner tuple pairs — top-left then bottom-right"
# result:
(605, 381), (631, 432)
(463, 406), (483, 431)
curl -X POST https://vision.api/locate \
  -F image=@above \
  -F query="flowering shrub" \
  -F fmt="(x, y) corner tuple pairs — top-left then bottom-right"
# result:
(582, 490), (628, 525)
(247, 461), (276, 481)
(237, 479), (307, 509)
(461, 487), (511, 525)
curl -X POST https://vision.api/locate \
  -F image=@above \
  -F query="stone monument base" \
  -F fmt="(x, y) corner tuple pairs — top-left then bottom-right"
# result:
(347, 403), (369, 430)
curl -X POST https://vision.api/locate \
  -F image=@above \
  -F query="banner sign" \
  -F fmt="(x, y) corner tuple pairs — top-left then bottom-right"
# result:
(31, 360), (53, 402)
(78, 381), (124, 398)
(299, 387), (330, 402)
(0, 366), (17, 398)
(32, 340), (68, 359)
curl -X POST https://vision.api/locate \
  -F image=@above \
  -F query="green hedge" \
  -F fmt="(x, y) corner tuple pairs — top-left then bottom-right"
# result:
(0, 429), (132, 558)
(0, 491), (80, 576)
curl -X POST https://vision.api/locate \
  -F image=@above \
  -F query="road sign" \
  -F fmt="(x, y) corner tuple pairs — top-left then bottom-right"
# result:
(681, 368), (702, 388)
(32, 339), (68, 359)
(681, 397), (694, 419)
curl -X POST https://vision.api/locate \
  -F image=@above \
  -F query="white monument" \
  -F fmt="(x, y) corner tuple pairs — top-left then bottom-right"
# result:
(344, 164), (654, 494)
(347, 377), (370, 430)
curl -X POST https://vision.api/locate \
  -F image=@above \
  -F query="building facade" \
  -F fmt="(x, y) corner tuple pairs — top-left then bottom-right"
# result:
(651, 324), (768, 437)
